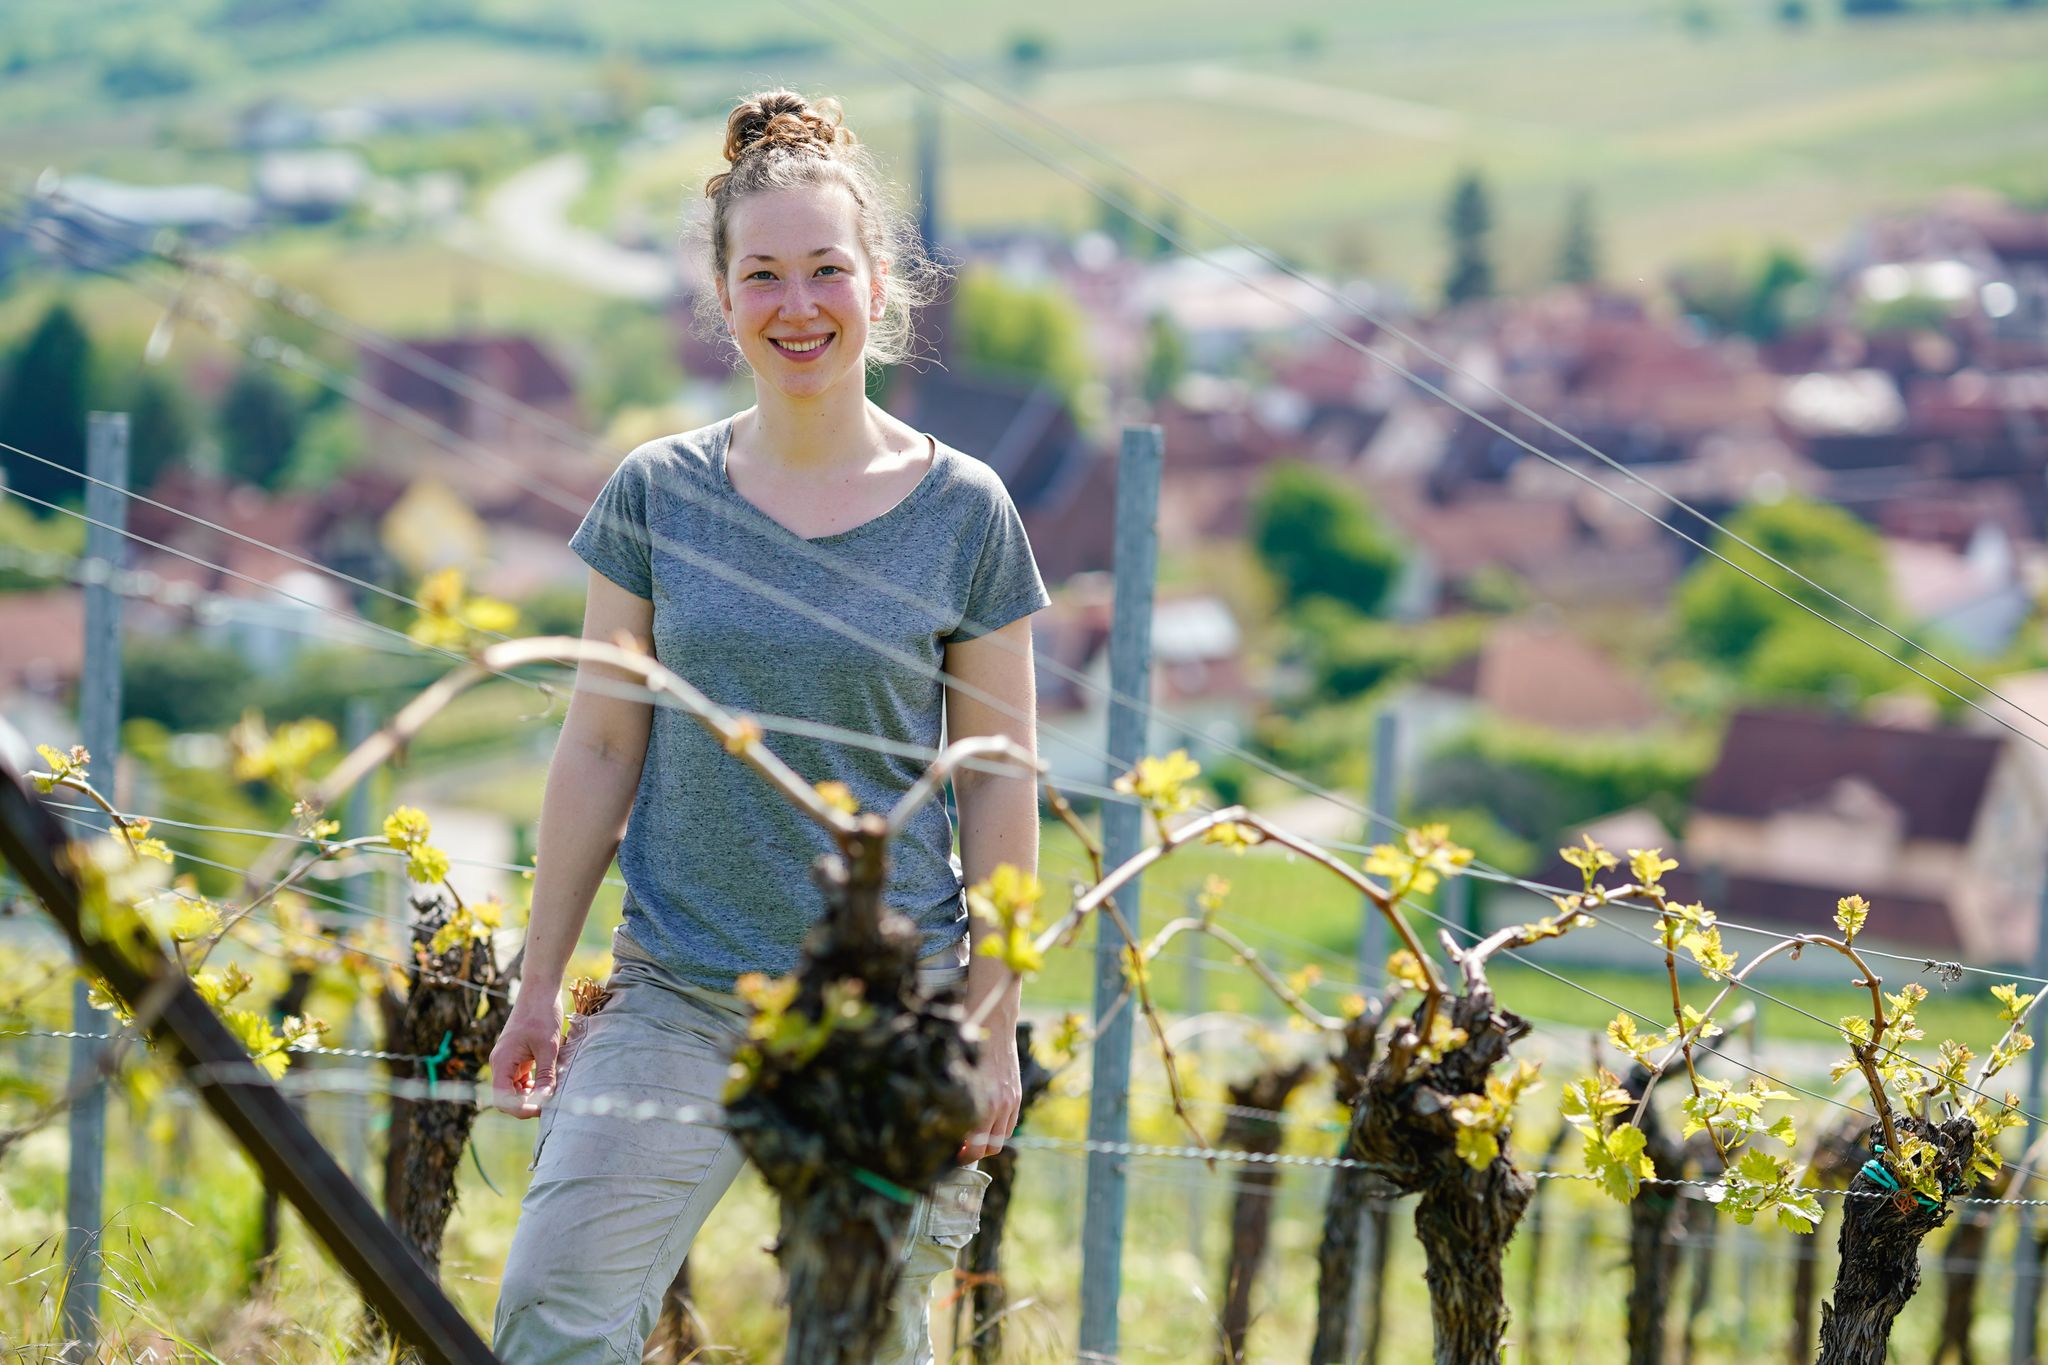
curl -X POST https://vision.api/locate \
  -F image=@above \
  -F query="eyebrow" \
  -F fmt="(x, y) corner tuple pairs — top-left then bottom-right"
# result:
(740, 248), (849, 264)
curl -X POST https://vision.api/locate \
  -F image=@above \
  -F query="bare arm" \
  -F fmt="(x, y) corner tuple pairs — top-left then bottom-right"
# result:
(490, 568), (654, 1116)
(943, 615), (1040, 1158)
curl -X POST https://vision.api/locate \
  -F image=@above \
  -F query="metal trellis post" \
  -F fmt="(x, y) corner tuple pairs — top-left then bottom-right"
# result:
(1078, 425), (1163, 1363)
(1356, 710), (1398, 983)
(2008, 862), (2048, 1365)
(1345, 709), (1399, 1362)
(61, 411), (127, 1362)
(340, 697), (378, 1188)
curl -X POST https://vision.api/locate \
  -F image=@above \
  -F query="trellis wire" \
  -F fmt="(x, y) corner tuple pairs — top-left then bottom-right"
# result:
(20, 1049), (2048, 1213)
(0, 1028), (436, 1064)
(22, 169), (2048, 1039)
(775, 0), (2048, 760)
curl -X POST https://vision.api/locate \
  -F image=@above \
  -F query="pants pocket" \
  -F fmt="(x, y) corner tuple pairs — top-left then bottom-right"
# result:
(924, 1165), (993, 1250)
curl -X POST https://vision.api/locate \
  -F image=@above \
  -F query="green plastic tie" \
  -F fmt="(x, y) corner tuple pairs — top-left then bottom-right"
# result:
(424, 1031), (453, 1098)
(1863, 1144), (1940, 1209)
(469, 1137), (501, 1196)
(849, 1166), (919, 1206)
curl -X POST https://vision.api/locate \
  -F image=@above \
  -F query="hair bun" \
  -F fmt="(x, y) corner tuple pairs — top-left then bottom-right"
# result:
(722, 90), (856, 169)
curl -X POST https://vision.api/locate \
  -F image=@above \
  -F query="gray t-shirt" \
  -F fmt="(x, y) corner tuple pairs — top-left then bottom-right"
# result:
(568, 416), (1050, 991)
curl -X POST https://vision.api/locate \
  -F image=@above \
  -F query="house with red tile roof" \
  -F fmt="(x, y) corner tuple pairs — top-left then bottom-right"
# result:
(357, 332), (591, 512)
(1662, 709), (2048, 961)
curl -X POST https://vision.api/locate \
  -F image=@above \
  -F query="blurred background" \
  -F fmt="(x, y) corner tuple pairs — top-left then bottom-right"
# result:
(4, 1), (2048, 1359)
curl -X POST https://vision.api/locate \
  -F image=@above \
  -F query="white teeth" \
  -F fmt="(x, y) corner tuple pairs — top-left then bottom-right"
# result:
(778, 337), (827, 353)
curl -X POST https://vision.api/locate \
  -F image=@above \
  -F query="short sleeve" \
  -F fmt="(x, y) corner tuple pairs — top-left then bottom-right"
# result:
(569, 452), (654, 600)
(945, 484), (1050, 643)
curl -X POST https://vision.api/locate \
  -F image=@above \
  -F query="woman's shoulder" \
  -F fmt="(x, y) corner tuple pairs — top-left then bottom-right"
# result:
(613, 419), (729, 483)
(922, 436), (1017, 511)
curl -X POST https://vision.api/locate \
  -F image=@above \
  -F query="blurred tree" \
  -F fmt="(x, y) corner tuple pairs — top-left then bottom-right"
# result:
(218, 361), (303, 490)
(1094, 181), (1139, 254)
(1673, 496), (1891, 669)
(282, 404), (361, 491)
(1286, 24), (1328, 60)
(0, 301), (92, 513)
(97, 25), (220, 98)
(1249, 463), (1404, 617)
(1289, 602), (1489, 700)
(1776, 0), (1813, 23)
(1557, 186), (1600, 285)
(0, 498), (86, 589)
(1005, 30), (1052, 78)
(1141, 313), (1187, 405)
(1742, 615), (1929, 707)
(256, 644), (444, 730)
(1443, 169), (1496, 307)
(125, 368), (196, 494)
(1410, 722), (1712, 844)
(121, 635), (257, 733)
(584, 302), (685, 420)
(952, 269), (1091, 409)
(1669, 244), (1812, 341)
(1144, 203), (1181, 259)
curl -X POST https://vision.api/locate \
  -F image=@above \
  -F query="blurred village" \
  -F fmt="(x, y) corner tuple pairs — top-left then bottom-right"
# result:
(6, 70), (2048, 979)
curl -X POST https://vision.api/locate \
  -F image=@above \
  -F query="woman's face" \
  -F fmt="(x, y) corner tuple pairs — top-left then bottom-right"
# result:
(717, 183), (884, 403)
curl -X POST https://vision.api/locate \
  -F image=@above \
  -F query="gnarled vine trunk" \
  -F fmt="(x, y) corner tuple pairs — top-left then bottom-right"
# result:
(722, 814), (982, 1365)
(1410, 1157), (1530, 1363)
(959, 1022), (1054, 1365)
(1789, 1118), (1865, 1365)
(1818, 1114), (1976, 1365)
(1312, 1007), (1388, 1365)
(1216, 1059), (1316, 1365)
(1337, 942), (1535, 1365)
(367, 890), (512, 1359)
(1623, 1066), (1687, 1365)
(385, 891), (511, 1271)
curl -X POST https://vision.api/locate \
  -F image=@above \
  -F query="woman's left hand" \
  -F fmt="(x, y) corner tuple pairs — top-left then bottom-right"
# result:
(958, 1023), (1022, 1162)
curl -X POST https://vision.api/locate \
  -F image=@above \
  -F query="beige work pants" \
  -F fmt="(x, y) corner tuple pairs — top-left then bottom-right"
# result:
(492, 932), (988, 1364)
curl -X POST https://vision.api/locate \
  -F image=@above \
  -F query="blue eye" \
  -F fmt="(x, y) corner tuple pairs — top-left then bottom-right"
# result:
(747, 269), (775, 281)
(817, 265), (843, 276)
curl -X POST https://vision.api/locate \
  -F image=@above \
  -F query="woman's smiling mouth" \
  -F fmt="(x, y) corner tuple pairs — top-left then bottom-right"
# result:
(771, 334), (833, 359)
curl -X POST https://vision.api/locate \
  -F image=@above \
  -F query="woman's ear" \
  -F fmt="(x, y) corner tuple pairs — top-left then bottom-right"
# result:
(714, 275), (733, 325)
(869, 256), (889, 320)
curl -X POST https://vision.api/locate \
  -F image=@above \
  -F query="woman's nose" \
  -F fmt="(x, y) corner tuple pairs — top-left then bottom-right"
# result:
(778, 280), (819, 320)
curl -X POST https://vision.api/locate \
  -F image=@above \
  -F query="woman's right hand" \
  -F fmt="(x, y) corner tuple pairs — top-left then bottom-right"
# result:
(491, 997), (565, 1119)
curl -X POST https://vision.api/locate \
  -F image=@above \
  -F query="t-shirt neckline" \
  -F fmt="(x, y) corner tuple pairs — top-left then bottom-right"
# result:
(713, 414), (944, 546)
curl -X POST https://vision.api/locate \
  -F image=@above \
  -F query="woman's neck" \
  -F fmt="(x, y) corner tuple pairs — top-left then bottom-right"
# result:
(743, 379), (875, 470)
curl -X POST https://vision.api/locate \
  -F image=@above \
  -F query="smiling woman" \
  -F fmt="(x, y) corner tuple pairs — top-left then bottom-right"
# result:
(487, 90), (1050, 1365)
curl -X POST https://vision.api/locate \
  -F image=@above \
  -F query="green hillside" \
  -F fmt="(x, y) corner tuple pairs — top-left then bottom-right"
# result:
(2, 0), (2044, 319)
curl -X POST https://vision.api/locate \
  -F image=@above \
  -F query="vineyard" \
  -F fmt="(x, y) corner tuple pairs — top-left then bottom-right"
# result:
(6, 596), (2048, 1362)
(7, 4), (2048, 1360)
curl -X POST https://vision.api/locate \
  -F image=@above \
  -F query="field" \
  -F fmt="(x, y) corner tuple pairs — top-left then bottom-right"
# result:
(3, 1), (2046, 344)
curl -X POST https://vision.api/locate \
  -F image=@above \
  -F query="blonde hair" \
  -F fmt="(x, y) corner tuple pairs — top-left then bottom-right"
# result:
(691, 89), (940, 369)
